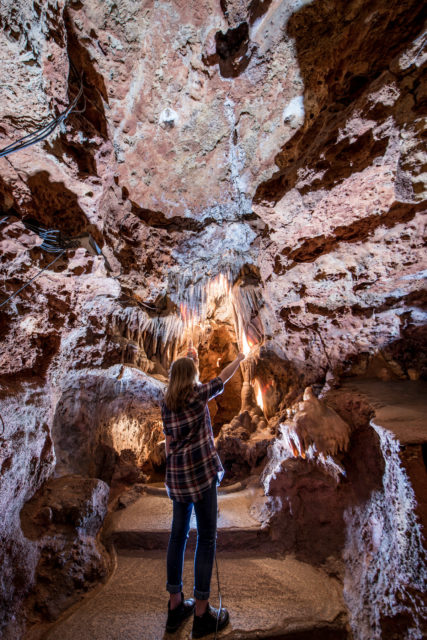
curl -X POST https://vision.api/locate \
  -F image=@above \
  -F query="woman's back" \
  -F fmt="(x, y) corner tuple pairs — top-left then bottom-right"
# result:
(162, 377), (224, 502)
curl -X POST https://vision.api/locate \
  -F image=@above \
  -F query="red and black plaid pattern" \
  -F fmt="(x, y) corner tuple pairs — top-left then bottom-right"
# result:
(162, 377), (225, 502)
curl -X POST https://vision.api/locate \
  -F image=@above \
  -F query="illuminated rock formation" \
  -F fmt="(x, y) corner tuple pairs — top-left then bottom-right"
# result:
(291, 385), (351, 458)
(0, 0), (426, 637)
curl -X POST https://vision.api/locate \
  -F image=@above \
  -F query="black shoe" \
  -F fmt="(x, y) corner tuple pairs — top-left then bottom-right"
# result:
(166, 593), (196, 633)
(192, 604), (230, 638)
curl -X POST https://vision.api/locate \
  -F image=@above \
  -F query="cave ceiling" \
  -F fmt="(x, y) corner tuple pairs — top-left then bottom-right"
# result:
(0, 0), (426, 382)
(1, 3), (427, 637)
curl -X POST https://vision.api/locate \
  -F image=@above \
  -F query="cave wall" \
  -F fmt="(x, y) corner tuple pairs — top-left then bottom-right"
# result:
(262, 388), (427, 639)
(0, 0), (426, 636)
(254, 0), (427, 378)
(1, 0), (425, 379)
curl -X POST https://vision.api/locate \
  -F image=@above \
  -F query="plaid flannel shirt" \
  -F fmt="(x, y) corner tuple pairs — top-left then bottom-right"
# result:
(161, 377), (225, 502)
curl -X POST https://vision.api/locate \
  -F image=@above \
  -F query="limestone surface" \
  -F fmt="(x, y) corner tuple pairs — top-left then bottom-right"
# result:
(43, 549), (347, 640)
(0, 0), (426, 637)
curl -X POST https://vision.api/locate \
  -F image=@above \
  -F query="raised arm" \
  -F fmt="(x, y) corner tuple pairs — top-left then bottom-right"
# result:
(185, 338), (199, 365)
(219, 353), (245, 384)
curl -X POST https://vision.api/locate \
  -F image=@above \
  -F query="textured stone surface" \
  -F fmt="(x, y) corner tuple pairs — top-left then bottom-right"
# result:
(103, 484), (268, 551)
(52, 365), (166, 481)
(263, 382), (427, 638)
(0, 0), (426, 637)
(262, 391), (384, 564)
(0, 382), (55, 639)
(1, 0), (425, 383)
(42, 549), (347, 640)
(0, 362), (165, 636)
(289, 386), (351, 457)
(20, 474), (111, 626)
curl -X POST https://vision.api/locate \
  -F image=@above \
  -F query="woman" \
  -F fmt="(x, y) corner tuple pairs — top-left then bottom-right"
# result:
(162, 344), (245, 638)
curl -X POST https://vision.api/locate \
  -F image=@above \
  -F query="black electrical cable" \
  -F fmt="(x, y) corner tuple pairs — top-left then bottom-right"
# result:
(20, 218), (78, 253)
(0, 216), (151, 310)
(0, 248), (66, 309)
(214, 554), (222, 640)
(0, 67), (85, 158)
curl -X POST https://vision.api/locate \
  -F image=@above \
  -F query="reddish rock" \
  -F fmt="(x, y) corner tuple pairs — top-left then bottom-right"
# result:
(20, 474), (111, 628)
(0, 1), (426, 637)
(52, 365), (166, 483)
(261, 393), (385, 564)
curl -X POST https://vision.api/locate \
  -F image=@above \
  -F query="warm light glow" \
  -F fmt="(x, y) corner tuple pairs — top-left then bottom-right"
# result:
(178, 275), (263, 374)
(253, 379), (274, 415)
(206, 272), (231, 300)
(180, 302), (199, 328)
(252, 378), (264, 412)
(241, 327), (256, 356)
(256, 382), (263, 411)
(241, 329), (251, 356)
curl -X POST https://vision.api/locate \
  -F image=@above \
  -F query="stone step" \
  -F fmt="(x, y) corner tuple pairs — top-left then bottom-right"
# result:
(104, 486), (271, 551)
(44, 549), (348, 640)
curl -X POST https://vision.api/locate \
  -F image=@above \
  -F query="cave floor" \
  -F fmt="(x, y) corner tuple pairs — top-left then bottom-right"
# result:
(341, 379), (427, 444)
(43, 551), (346, 640)
(43, 486), (348, 640)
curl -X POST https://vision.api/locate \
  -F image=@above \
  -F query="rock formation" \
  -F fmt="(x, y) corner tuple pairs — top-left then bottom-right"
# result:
(20, 474), (111, 626)
(0, 0), (426, 638)
(290, 385), (351, 457)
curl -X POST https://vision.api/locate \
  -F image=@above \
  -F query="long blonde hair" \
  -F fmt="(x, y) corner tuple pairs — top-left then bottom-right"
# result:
(164, 357), (199, 411)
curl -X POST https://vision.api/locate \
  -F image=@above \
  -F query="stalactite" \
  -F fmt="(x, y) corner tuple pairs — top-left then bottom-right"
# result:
(113, 272), (266, 369)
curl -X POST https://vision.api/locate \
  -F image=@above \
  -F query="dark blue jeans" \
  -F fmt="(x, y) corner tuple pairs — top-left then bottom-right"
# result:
(166, 477), (217, 599)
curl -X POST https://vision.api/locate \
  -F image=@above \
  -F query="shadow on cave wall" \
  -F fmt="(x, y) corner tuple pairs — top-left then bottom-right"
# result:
(275, 298), (427, 396)
(274, 200), (426, 272)
(42, 5), (110, 177)
(64, 6), (109, 141)
(253, 0), (427, 205)
(0, 175), (15, 213)
(344, 322), (427, 381)
(215, 22), (253, 78)
(214, 0), (276, 77)
(25, 171), (103, 247)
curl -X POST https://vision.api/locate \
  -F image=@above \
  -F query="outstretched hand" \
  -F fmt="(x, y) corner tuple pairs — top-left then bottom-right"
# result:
(186, 338), (199, 363)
